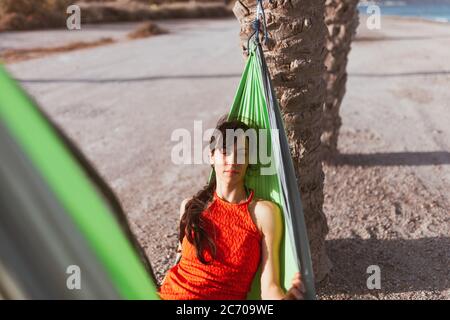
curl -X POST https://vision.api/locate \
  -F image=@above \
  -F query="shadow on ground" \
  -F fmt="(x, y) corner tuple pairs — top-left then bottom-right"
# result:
(349, 70), (450, 78)
(317, 237), (450, 296)
(329, 151), (450, 166)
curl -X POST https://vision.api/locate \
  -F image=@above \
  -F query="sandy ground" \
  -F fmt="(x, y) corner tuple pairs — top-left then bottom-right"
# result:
(0, 20), (190, 55)
(0, 23), (136, 54)
(2, 16), (449, 299)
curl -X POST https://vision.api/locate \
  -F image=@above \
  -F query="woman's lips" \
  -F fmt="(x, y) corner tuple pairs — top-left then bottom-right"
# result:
(224, 170), (239, 175)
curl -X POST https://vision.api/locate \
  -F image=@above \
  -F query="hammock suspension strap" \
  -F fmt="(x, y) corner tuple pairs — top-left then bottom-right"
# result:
(247, 0), (272, 53)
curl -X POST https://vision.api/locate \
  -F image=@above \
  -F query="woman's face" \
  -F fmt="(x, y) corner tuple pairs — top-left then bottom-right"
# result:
(210, 134), (249, 185)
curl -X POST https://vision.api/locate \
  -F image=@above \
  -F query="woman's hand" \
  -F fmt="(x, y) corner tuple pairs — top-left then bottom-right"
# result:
(283, 272), (305, 300)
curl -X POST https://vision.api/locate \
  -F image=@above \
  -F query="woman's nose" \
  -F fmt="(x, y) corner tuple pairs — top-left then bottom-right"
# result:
(228, 152), (245, 165)
(224, 153), (236, 164)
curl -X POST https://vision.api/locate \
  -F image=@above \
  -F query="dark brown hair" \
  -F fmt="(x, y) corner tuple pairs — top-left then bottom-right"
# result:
(179, 116), (253, 264)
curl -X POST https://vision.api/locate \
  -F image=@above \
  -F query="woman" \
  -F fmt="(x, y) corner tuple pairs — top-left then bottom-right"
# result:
(158, 118), (305, 300)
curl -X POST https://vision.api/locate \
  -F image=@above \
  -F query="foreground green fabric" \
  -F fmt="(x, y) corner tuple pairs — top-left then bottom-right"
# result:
(209, 43), (316, 300)
(0, 65), (158, 299)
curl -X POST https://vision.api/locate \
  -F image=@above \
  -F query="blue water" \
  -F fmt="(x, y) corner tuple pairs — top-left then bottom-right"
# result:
(358, 2), (450, 23)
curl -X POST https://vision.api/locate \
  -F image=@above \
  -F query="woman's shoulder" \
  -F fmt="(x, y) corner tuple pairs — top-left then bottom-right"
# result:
(249, 198), (281, 219)
(249, 198), (282, 234)
(179, 197), (192, 219)
(180, 197), (191, 209)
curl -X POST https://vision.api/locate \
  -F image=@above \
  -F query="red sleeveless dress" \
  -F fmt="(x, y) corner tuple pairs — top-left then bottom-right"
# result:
(158, 189), (262, 300)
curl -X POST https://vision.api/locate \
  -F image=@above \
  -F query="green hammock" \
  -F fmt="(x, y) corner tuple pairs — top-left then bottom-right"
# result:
(209, 43), (316, 300)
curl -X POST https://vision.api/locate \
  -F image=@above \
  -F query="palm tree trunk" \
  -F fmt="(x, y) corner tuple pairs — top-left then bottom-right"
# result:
(322, 0), (360, 160)
(233, 0), (331, 282)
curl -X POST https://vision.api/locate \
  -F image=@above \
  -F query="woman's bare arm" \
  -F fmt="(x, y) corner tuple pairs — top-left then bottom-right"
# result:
(174, 198), (190, 265)
(161, 198), (190, 285)
(254, 200), (285, 299)
(254, 200), (305, 300)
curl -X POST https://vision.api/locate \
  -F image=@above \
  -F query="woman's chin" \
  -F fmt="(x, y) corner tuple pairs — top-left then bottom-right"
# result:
(219, 173), (242, 183)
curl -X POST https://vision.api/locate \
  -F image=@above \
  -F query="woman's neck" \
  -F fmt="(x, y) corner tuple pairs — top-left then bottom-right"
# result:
(215, 181), (248, 204)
